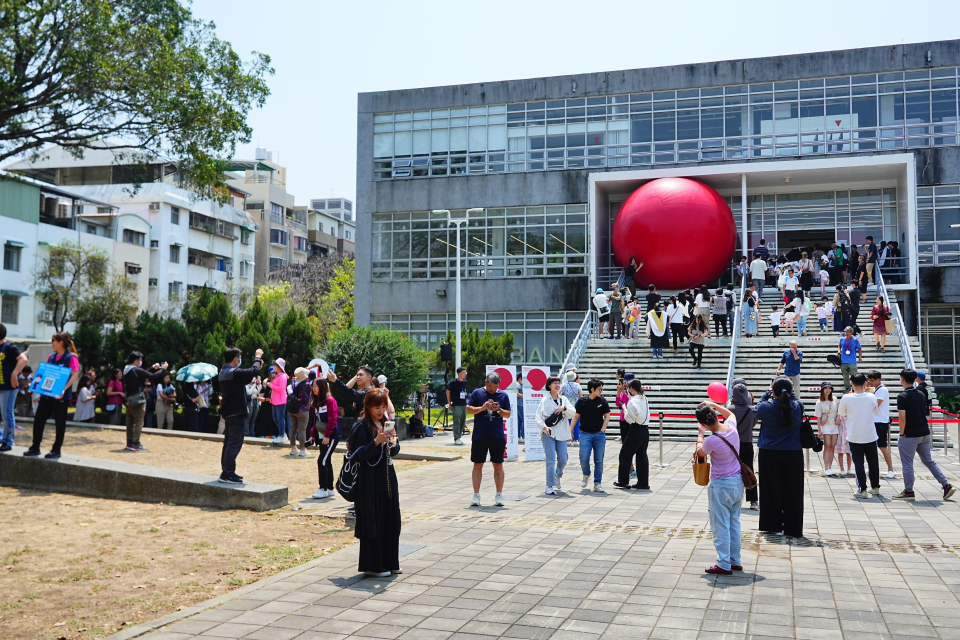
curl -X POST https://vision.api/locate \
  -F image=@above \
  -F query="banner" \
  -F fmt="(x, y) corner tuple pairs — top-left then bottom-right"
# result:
(29, 362), (72, 399)
(486, 364), (519, 461)
(522, 366), (550, 461)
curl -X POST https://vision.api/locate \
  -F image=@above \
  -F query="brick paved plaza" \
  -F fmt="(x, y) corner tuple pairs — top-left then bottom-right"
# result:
(127, 437), (960, 640)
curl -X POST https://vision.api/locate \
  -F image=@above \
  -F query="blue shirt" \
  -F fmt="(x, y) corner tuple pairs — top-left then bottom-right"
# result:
(780, 349), (803, 377)
(755, 397), (804, 450)
(839, 337), (861, 364)
(754, 246), (769, 261)
(468, 388), (511, 441)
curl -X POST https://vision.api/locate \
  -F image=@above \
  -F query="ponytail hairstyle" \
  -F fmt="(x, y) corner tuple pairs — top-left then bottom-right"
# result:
(771, 377), (795, 426)
(628, 379), (644, 396)
(51, 331), (77, 355)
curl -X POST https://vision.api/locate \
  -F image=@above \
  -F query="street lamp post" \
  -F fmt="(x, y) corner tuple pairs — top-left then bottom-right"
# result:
(433, 209), (481, 370)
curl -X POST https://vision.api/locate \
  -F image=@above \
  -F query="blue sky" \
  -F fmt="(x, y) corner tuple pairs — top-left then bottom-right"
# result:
(192, 0), (960, 205)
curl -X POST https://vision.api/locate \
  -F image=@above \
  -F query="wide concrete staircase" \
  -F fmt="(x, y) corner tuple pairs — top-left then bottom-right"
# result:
(573, 285), (939, 443)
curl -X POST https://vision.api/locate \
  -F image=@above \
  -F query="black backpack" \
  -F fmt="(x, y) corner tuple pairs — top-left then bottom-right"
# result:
(839, 292), (853, 316)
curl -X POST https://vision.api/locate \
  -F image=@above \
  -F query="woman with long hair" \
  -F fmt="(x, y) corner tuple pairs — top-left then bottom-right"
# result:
(24, 332), (80, 459)
(755, 377), (805, 538)
(694, 286), (712, 325)
(287, 368), (312, 457)
(815, 382), (840, 476)
(311, 378), (341, 499)
(614, 379), (651, 490)
(728, 378), (758, 510)
(742, 293), (760, 338)
(624, 256), (643, 296)
(688, 314), (708, 369)
(870, 294), (890, 352)
(106, 367), (125, 424)
(535, 375), (576, 495)
(798, 251), (814, 293)
(349, 388), (401, 577)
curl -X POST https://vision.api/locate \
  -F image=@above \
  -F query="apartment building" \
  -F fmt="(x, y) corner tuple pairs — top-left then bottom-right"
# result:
(301, 197), (356, 258)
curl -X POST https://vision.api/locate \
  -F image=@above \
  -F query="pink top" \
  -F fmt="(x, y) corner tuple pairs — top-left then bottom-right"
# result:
(615, 391), (629, 421)
(107, 379), (124, 405)
(700, 417), (741, 479)
(270, 372), (289, 405)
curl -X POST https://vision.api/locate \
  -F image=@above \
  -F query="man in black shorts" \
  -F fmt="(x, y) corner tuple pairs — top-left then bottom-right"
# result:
(467, 372), (512, 507)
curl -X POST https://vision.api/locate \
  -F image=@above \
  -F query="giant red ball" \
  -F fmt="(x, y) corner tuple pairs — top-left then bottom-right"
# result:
(612, 178), (736, 290)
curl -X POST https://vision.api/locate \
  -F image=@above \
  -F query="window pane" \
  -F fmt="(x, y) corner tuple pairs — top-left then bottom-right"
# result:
(631, 114), (652, 143)
(851, 96), (877, 128)
(932, 90), (957, 123)
(393, 232), (410, 259)
(701, 108), (723, 138)
(450, 127), (467, 153)
(653, 111), (675, 141)
(469, 126), (487, 152)
(774, 102), (799, 133)
(487, 124), (506, 151)
(567, 224), (586, 253)
(374, 133), (394, 158)
(906, 91), (931, 124)
(676, 109), (698, 140)
(413, 130), (430, 155)
(725, 105), (748, 136)
(918, 208), (934, 242)
(411, 231), (429, 259)
(880, 94), (904, 126)
(752, 104), (773, 135)
(546, 226), (564, 254)
(394, 130), (411, 155)
(936, 207), (960, 241)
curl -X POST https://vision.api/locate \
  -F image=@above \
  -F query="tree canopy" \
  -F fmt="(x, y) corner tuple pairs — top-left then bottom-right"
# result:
(428, 326), (515, 391)
(0, 0), (273, 199)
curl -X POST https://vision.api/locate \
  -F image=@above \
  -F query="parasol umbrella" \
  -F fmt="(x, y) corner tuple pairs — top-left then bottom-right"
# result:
(307, 358), (333, 376)
(175, 362), (219, 383)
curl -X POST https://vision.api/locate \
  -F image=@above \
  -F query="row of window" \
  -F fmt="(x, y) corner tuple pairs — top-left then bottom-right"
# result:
(918, 184), (960, 266)
(921, 305), (960, 386)
(373, 67), (960, 178)
(370, 205), (588, 281)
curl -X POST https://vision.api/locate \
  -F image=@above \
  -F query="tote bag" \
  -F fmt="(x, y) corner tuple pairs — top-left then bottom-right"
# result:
(692, 444), (711, 486)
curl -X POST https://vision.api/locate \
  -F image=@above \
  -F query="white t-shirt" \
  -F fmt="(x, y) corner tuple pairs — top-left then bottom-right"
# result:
(838, 392), (880, 443)
(593, 293), (609, 313)
(819, 269), (830, 282)
(816, 306), (827, 320)
(784, 276), (799, 291)
(769, 311), (782, 326)
(750, 259), (767, 279)
(872, 384), (890, 424)
(666, 304), (686, 323)
(695, 294), (711, 309)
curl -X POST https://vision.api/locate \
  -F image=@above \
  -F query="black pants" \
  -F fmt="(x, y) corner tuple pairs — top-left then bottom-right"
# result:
(619, 424), (649, 487)
(318, 438), (340, 490)
(849, 441), (880, 492)
(671, 323), (685, 349)
(31, 395), (69, 453)
(358, 491), (401, 573)
(610, 312), (622, 338)
(689, 343), (704, 366)
(184, 402), (198, 432)
(741, 442), (758, 503)
(220, 415), (246, 476)
(757, 448), (804, 537)
(713, 315), (728, 337)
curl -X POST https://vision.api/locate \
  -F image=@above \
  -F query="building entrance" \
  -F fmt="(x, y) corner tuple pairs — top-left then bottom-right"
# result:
(776, 228), (836, 257)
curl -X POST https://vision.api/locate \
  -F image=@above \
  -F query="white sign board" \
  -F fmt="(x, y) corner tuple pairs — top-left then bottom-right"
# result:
(486, 365), (519, 462)
(522, 366), (550, 462)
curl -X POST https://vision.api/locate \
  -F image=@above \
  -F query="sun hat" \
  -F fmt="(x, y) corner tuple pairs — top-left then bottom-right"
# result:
(294, 367), (308, 381)
(596, 288), (603, 293)
(275, 358), (286, 372)
(820, 381), (834, 390)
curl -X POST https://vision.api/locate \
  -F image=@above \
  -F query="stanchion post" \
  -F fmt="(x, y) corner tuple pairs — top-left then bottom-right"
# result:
(806, 449), (811, 473)
(658, 412), (665, 468)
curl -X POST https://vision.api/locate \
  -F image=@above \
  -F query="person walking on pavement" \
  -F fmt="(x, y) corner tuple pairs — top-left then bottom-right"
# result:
(121, 351), (169, 451)
(838, 372), (882, 499)
(866, 370), (896, 480)
(217, 347), (263, 484)
(666, 296), (688, 354)
(893, 369), (956, 501)
(571, 378), (610, 493)
(728, 378), (758, 510)
(536, 375), (577, 495)
(838, 326), (862, 392)
(614, 379), (651, 490)
(776, 341), (803, 391)
(815, 382), (842, 476)
(467, 372), (512, 507)
(311, 378), (341, 499)
(446, 367), (468, 445)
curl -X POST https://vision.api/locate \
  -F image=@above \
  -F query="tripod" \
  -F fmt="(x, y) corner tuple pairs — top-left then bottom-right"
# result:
(432, 406), (449, 429)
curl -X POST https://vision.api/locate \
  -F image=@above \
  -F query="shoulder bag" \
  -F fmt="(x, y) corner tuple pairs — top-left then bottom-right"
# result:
(692, 443), (710, 486)
(544, 398), (565, 428)
(800, 415), (824, 452)
(336, 450), (361, 501)
(714, 435), (759, 490)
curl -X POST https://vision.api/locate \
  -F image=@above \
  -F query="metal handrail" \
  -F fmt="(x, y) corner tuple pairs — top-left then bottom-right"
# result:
(725, 276), (748, 392)
(561, 309), (598, 374)
(874, 265), (915, 369)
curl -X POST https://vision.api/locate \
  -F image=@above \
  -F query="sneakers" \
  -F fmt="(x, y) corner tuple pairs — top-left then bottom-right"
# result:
(299, 450), (311, 457)
(824, 469), (835, 477)
(581, 475), (589, 488)
(218, 474), (244, 484)
(494, 492), (505, 506)
(390, 568), (403, 575)
(749, 502), (759, 511)
(705, 565), (733, 575)
(470, 493), (481, 507)
(869, 487), (881, 496)
(23, 448), (40, 457)
(125, 445), (139, 452)
(612, 481), (631, 489)
(593, 483), (606, 493)
(555, 480), (562, 491)
(945, 484), (957, 500)
(885, 471), (896, 479)
(312, 489), (332, 499)
(854, 490), (870, 499)
(0, 443), (11, 452)
(545, 486), (556, 495)
(290, 448), (298, 456)
(892, 490), (915, 501)
(454, 439), (463, 446)
(44, 451), (61, 459)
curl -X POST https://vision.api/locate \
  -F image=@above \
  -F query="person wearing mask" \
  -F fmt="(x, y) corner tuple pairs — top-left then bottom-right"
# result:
(155, 373), (176, 430)
(23, 332), (80, 459)
(244, 376), (262, 437)
(666, 295), (688, 355)
(866, 370), (896, 480)
(815, 382), (841, 477)
(217, 347), (263, 484)
(870, 295), (890, 353)
(614, 379), (651, 490)
(571, 378), (610, 493)
(183, 381), (201, 432)
(751, 253), (770, 298)
(711, 288), (729, 337)
(311, 378), (341, 499)
(326, 364), (374, 421)
(106, 368), (125, 424)
(646, 302), (669, 359)
(349, 388), (401, 577)
(270, 358), (289, 444)
(838, 326), (863, 392)
(742, 294), (760, 338)
(446, 367), (468, 446)
(893, 369), (956, 501)
(728, 378), (758, 510)
(776, 341), (804, 391)
(121, 351), (170, 452)
(755, 377), (804, 538)
(838, 372), (882, 499)
(696, 400), (744, 575)
(593, 288), (611, 338)
(467, 372), (512, 507)
(74, 373), (98, 424)
(536, 375), (577, 495)
(688, 314), (708, 369)
(287, 367), (312, 457)
(0, 323), (28, 451)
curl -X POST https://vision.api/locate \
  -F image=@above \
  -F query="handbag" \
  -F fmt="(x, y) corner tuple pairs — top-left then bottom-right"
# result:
(884, 318), (895, 333)
(714, 435), (759, 490)
(335, 450), (361, 502)
(692, 443), (711, 486)
(126, 392), (146, 407)
(544, 399), (565, 428)
(800, 415), (824, 452)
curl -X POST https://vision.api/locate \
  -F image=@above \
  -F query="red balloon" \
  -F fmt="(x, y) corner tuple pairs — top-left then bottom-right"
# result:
(707, 382), (728, 404)
(612, 178), (737, 290)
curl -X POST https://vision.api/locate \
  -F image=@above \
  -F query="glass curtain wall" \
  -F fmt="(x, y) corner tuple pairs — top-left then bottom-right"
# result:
(920, 305), (960, 385)
(917, 184), (960, 265)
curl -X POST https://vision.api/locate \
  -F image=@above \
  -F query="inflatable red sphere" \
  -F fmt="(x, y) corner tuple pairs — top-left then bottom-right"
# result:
(612, 178), (736, 290)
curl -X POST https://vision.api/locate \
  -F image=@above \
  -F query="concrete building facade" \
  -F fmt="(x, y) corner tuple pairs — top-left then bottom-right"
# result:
(357, 40), (960, 385)
(303, 198), (356, 258)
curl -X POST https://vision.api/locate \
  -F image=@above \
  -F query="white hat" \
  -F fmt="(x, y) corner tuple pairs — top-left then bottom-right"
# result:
(377, 374), (387, 385)
(275, 358), (286, 372)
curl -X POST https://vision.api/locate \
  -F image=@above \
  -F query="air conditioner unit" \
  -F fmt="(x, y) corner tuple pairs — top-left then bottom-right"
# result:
(38, 310), (53, 323)
(148, 202), (161, 212)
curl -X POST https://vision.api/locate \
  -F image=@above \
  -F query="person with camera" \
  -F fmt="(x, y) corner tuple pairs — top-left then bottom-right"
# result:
(446, 367), (468, 445)
(121, 351), (170, 452)
(218, 347), (264, 484)
(615, 378), (650, 490)
(467, 372), (512, 507)
(536, 375), (577, 495)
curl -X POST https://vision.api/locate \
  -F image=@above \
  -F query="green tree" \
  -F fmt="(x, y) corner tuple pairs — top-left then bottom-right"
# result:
(323, 326), (428, 411)
(0, 0), (273, 200)
(237, 297), (278, 363)
(315, 256), (354, 343)
(181, 287), (239, 364)
(274, 308), (317, 370)
(32, 241), (138, 332)
(255, 282), (294, 319)
(428, 326), (515, 391)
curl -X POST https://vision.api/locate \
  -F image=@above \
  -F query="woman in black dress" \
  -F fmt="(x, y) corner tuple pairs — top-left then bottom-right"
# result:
(349, 388), (402, 577)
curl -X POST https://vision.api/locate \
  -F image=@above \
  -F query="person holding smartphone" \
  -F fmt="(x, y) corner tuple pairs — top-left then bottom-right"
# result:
(466, 372), (512, 507)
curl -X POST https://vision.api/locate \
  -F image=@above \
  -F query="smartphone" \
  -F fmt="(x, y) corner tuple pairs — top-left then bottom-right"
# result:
(384, 421), (396, 432)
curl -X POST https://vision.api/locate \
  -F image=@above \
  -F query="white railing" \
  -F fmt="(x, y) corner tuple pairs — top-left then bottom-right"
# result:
(874, 265), (915, 370)
(725, 276), (748, 392)
(561, 309), (598, 374)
